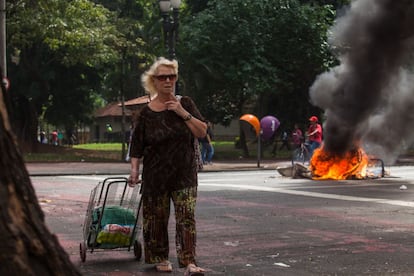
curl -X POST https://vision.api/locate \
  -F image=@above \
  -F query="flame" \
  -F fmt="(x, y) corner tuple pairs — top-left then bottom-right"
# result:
(310, 146), (369, 180)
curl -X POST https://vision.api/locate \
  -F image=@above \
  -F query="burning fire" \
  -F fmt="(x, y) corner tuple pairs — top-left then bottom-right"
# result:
(310, 146), (369, 180)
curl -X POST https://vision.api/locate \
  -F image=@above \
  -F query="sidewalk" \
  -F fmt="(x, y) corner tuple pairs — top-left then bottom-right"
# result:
(25, 155), (414, 176)
(25, 159), (291, 176)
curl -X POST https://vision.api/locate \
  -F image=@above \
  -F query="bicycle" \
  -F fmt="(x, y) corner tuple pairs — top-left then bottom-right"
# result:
(292, 142), (311, 165)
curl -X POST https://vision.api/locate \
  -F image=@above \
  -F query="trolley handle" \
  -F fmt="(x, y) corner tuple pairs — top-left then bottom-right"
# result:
(97, 177), (128, 206)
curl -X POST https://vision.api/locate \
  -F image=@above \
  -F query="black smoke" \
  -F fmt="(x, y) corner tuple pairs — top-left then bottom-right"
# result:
(309, 0), (414, 163)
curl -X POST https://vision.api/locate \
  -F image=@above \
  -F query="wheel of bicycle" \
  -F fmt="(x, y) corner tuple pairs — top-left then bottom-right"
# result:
(303, 143), (312, 163)
(292, 148), (305, 164)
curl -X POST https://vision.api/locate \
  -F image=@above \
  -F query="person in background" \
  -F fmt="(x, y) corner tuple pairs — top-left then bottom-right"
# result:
(51, 130), (58, 146)
(199, 121), (214, 165)
(291, 123), (303, 149)
(307, 116), (323, 156)
(67, 130), (77, 146)
(106, 123), (113, 142)
(57, 131), (64, 144)
(39, 131), (46, 144)
(128, 57), (207, 276)
(278, 129), (291, 151)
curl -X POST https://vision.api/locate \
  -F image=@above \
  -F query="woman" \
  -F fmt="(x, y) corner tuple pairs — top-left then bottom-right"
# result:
(128, 57), (207, 275)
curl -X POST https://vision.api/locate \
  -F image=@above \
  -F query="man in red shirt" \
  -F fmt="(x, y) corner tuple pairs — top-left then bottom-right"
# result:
(307, 116), (322, 156)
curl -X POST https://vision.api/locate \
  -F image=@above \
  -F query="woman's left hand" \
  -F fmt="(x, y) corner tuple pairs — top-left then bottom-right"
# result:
(128, 172), (141, 187)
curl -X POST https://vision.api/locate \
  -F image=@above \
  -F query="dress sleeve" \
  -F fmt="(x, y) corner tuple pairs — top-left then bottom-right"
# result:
(129, 111), (145, 158)
(181, 96), (205, 122)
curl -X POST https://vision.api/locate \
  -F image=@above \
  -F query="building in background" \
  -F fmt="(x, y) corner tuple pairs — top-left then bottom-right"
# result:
(91, 96), (151, 143)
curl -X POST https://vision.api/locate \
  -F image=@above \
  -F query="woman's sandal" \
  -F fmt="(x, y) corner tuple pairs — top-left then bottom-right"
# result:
(184, 263), (205, 276)
(155, 260), (173, 273)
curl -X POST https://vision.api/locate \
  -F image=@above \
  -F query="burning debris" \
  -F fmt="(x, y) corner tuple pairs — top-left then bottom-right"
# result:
(310, 146), (368, 180)
(277, 146), (385, 180)
(278, 0), (412, 180)
(310, 146), (384, 180)
(309, 0), (414, 164)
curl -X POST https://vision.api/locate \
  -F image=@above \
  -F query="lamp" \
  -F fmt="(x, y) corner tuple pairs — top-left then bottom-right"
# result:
(159, 0), (171, 12)
(159, 0), (181, 59)
(170, 0), (181, 9)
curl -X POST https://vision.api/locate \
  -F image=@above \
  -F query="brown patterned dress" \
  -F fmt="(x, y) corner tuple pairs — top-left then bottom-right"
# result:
(129, 96), (204, 266)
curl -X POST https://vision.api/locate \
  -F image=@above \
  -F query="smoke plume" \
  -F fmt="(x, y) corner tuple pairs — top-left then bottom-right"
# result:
(309, 0), (414, 164)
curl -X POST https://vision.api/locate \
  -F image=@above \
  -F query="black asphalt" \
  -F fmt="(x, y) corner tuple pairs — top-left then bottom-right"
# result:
(27, 160), (414, 275)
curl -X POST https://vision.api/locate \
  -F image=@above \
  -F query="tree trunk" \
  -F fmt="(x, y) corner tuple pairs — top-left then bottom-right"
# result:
(0, 79), (80, 274)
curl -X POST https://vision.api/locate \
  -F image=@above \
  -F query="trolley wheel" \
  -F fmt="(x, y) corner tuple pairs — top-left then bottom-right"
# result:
(133, 240), (142, 260)
(80, 242), (86, 262)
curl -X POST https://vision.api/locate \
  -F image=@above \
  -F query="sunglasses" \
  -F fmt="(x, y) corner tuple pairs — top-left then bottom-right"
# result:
(153, 74), (177, 81)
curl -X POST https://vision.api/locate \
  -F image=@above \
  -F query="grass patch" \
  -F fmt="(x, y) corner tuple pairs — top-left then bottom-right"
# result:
(73, 143), (125, 151)
(24, 141), (292, 162)
(24, 152), (118, 162)
(23, 143), (126, 162)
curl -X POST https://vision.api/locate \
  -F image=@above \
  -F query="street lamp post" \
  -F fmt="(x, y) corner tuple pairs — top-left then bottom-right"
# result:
(0, 0), (6, 76)
(159, 0), (181, 60)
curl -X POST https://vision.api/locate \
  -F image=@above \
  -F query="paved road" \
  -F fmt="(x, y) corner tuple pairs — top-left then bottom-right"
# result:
(30, 166), (414, 275)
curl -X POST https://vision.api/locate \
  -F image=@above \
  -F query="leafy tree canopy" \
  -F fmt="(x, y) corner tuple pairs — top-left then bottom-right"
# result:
(179, 0), (337, 127)
(5, 0), (156, 145)
(8, 0), (119, 66)
(4, 0), (349, 146)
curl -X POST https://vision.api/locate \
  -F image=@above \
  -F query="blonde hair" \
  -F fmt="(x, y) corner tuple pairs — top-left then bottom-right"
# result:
(141, 57), (179, 96)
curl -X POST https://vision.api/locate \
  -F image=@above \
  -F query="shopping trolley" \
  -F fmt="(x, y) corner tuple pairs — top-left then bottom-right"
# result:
(80, 177), (142, 262)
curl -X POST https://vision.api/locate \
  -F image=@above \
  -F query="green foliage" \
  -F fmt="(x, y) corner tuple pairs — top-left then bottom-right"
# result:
(186, 0), (209, 14)
(7, 0), (122, 144)
(5, 0), (345, 148)
(8, 0), (119, 66)
(93, 0), (162, 101)
(6, 0), (160, 146)
(179, 0), (336, 128)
